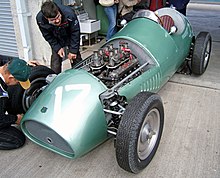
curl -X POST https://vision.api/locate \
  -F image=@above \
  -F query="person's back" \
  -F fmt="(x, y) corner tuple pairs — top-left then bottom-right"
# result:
(117, 0), (141, 24)
(118, 0), (140, 17)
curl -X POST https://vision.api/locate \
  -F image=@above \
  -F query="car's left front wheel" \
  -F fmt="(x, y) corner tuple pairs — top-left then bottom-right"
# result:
(115, 92), (164, 173)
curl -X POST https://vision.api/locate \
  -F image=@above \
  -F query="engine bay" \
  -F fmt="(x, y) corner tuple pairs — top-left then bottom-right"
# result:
(77, 41), (143, 88)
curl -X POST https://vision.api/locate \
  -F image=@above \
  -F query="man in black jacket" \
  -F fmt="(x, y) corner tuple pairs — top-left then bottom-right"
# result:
(0, 58), (31, 150)
(36, 0), (81, 74)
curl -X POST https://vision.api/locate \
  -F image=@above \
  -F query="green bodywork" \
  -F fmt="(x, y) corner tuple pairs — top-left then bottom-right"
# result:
(21, 70), (108, 158)
(111, 17), (193, 100)
(21, 13), (193, 159)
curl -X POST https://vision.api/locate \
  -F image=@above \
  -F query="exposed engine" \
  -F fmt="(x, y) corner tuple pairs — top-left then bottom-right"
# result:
(78, 42), (142, 88)
(75, 41), (150, 135)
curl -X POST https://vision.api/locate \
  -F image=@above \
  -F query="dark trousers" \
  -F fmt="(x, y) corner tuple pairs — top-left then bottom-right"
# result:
(165, 4), (188, 16)
(51, 49), (82, 74)
(0, 124), (25, 150)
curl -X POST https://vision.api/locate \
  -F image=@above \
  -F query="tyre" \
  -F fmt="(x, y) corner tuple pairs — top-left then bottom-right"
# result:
(7, 65), (55, 114)
(191, 32), (212, 75)
(22, 77), (49, 112)
(115, 92), (164, 173)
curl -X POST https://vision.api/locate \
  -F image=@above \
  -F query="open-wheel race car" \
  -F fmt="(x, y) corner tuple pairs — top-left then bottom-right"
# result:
(8, 8), (212, 173)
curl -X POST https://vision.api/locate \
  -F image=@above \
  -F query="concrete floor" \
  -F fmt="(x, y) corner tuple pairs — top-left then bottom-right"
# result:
(1, 2), (220, 178)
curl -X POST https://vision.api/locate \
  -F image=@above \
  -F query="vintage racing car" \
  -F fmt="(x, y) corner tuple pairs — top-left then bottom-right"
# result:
(8, 8), (212, 173)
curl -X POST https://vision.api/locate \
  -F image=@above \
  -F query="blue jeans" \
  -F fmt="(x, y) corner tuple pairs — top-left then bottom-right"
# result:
(104, 4), (117, 41)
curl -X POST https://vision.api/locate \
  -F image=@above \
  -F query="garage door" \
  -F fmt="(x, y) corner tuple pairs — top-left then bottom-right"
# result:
(0, 1), (18, 57)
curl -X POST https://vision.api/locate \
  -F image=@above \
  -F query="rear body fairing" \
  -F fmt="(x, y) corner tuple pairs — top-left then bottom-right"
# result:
(21, 69), (108, 158)
(108, 16), (193, 100)
(110, 16), (193, 91)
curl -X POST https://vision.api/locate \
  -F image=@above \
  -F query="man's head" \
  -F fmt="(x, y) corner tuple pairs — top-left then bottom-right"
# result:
(6, 58), (31, 89)
(41, 1), (62, 26)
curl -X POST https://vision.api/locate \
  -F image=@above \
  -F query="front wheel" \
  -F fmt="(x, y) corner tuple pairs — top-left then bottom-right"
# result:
(115, 92), (164, 173)
(6, 65), (55, 114)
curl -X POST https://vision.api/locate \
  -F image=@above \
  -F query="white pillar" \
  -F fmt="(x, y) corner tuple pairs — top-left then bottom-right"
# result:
(15, 0), (33, 61)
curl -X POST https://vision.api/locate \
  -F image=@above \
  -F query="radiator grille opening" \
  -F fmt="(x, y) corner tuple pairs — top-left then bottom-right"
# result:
(24, 120), (74, 155)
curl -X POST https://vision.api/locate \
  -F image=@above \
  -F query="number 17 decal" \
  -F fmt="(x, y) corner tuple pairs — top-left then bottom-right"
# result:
(54, 84), (91, 120)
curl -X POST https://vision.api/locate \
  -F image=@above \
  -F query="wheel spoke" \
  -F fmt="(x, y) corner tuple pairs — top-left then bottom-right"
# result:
(204, 41), (211, 68)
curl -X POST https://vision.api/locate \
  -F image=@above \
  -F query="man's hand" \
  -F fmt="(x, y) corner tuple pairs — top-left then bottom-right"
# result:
(16, 114), (24, 125)
(58, 48), (65, 58)
(68, 52), (77, 63)
(28, 60), (40, 66)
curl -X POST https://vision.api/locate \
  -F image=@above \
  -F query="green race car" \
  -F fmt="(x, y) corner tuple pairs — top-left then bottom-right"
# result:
(9, 8), (211, 173)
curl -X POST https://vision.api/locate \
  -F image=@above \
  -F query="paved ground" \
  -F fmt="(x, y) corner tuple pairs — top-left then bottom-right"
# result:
(0, 2), (220, 178)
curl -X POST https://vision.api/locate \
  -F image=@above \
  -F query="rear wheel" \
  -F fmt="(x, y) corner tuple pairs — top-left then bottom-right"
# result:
(115, 92), (164, 173)
(191, 32), (212, 75)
